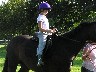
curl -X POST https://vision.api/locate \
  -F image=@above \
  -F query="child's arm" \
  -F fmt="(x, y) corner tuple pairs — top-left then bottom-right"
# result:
(38, 21), (55, 33)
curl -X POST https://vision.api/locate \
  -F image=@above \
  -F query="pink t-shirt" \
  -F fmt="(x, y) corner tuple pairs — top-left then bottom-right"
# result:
(82, 43), (96, 72)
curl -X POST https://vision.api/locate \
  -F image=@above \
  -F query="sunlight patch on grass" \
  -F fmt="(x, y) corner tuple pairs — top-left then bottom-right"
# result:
(0, 58), (5, 63)
(16, 66), (33, 72)
(16, 64), (34, 72)
(0, 58), (5, 72)
(0, 45), (5, 48)
(16, 66), (21, 72)
(29, 70), (33, 72)
(71, 66), (81, 72)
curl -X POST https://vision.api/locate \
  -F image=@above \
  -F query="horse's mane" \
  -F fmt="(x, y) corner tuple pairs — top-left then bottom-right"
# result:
(62, 22), (91, 38)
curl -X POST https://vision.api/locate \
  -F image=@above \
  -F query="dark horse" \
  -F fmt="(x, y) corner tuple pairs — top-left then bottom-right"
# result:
(2, 22), (96, 72)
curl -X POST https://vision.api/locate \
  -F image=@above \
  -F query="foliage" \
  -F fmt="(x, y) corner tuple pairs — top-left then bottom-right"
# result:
(0, 0), (96, 39)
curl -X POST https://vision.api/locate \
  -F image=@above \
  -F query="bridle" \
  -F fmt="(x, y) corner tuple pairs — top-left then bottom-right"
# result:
(62, 36), (82, 43)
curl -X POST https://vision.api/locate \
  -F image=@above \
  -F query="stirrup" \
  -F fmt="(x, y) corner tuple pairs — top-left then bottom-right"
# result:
(37, 58), (44, 66)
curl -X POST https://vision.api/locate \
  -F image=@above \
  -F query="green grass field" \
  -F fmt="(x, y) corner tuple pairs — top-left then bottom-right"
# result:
(0, 44), (82, 72)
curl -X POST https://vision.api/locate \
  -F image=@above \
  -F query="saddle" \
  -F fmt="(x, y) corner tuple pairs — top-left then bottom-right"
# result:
(31, 33), (39, 42)
(31, 33), (53, 53)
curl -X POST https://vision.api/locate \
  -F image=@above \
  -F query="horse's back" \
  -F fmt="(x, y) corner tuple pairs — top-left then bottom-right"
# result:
(6, 35), (38, 68)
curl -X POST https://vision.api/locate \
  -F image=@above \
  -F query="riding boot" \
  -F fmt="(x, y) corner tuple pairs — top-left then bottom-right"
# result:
(37, 54), (44, 66)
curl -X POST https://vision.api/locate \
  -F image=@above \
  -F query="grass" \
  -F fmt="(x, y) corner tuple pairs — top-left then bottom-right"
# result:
(71, 52), (83, 72)
(0, 44), (6, 72)
(0, 44), (82, 72)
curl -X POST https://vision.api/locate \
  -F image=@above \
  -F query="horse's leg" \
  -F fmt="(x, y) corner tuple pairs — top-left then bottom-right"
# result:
(48, 61), (71, 72)
(2, 55), (8, 72)
(8, 53), (18, 72)
(60, 61), (71, 72)
(18, 62), (29, 72)
(44, 59), (71, 72)
(43, 62), (58, 72)
(35, 66), (44, 72)
(8, 61), (18, 72)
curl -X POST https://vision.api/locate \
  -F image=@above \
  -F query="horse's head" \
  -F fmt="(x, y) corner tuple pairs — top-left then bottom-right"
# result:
(86, 22), (96, 42)
(62, 22), (96, 44)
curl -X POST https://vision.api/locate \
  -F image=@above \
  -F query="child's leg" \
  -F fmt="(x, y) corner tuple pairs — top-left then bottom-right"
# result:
(37, 35), (47, 55)
(37, 34), (47, 66)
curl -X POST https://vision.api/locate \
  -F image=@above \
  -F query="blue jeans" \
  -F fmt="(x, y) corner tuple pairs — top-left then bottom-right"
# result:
(81, 66), (94, 72)
(37, 32), (47, 55)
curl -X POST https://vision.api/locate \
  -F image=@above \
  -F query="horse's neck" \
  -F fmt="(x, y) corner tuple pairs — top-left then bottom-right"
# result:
(63, 31), (87, 42)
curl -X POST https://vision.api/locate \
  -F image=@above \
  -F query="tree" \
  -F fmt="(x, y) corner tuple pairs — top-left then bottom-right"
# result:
(0, 0), (96, 39)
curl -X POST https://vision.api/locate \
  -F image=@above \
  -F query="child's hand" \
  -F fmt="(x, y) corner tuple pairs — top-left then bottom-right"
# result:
(52, 28), (57, 33)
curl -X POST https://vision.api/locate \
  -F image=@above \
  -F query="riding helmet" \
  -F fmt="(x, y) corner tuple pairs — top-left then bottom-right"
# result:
(39, 2), (51, 10)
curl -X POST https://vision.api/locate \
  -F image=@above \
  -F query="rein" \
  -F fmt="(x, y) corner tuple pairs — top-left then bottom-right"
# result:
(59, 36), (84, 66)
(61, 36), (82, 43)
(60, 36), (86, 66)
